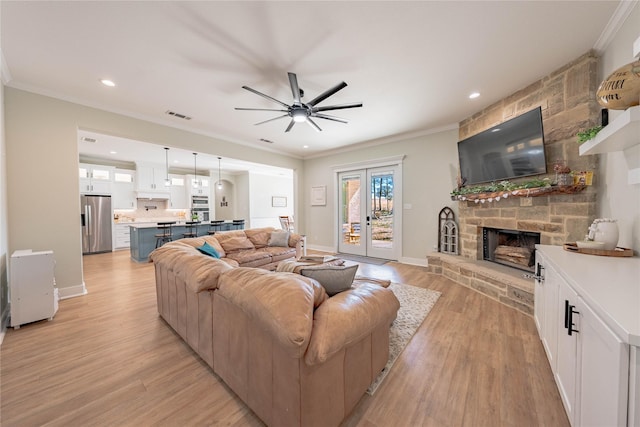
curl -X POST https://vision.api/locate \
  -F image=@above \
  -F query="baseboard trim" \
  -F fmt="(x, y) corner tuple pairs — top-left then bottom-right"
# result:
(398, 256), (428, 267)
(306, 244), (335, 254)
(58, 282), (88, 300)
(0, 303), (9, 346)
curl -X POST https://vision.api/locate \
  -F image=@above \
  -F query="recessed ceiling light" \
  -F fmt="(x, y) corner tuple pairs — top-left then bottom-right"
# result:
(303, 145), (309, 149)
(109, 150), (117, 154)
(100, 79), (116, 87)
(469, 92), (480, 99)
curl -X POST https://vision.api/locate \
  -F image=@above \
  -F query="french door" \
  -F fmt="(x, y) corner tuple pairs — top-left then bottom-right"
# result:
(337, 165), (400, 260)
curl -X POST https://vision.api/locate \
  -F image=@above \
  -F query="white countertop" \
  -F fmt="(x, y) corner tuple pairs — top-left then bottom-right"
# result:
(536, 245), (640, 346)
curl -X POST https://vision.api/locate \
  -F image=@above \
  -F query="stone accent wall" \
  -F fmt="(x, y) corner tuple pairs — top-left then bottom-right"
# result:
(457, 51), (601, 261)
(427, 52), (603, 316)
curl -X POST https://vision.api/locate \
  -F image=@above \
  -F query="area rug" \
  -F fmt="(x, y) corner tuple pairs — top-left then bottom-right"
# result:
(367, 283), (441, 395)
(336, 253), (390, 265)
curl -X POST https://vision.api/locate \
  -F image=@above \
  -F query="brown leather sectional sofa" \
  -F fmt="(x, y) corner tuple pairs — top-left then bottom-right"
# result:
(150, 231), (400, 427)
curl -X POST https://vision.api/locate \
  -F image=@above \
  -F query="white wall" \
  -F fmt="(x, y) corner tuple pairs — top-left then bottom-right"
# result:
(597, 4), (640, 251)
(4, 88), (303, 297)
(249, 172), (294, 229)
(302, 128), (459, 263)
(0, 5), (9, 334)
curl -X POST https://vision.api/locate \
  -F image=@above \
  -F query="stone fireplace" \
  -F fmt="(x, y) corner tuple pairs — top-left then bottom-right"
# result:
(427, 51), (601, 316)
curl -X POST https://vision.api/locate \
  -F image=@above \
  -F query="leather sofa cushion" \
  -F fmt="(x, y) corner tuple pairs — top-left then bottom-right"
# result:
(150, 241), (234, 293)
(305, 283), (400, 365)
(218, 235), (255, 253)
(244, 227), (274, 248)
(217, 268), (327, 357)
(176, 236), (226, 258)
(258, 247), (297, 263)
(225, 249), (272, 267)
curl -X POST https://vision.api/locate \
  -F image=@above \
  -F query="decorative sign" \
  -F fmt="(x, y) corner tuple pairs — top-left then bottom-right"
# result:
(596, 60), (640, 110)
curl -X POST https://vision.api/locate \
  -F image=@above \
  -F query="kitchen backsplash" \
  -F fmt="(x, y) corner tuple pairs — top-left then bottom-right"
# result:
(114, 200), (187, 222)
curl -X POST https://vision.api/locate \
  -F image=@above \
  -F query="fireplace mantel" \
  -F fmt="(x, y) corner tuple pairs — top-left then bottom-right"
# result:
(451, 185), (586, 203)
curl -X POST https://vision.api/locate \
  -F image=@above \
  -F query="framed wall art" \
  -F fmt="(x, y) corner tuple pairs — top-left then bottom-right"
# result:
(272, 196), (287, 207)
(311, 186), (326, 206)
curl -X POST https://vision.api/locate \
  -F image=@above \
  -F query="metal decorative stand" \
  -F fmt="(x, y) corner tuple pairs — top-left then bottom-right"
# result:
(438, 206), (458, 255)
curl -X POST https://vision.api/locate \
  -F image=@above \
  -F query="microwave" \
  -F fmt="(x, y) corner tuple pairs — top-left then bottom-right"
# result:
(191, 196), (209, 208)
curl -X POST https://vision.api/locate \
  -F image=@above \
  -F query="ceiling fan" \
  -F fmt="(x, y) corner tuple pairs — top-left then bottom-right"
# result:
(235, 72), (362, 132)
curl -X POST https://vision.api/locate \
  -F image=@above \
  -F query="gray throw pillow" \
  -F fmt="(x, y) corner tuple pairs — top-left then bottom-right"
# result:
(268, 231), (290, 247)
(300, 264), (358, 296)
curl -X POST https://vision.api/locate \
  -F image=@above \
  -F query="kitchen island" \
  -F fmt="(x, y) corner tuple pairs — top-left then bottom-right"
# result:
(129, 221), (237, 262)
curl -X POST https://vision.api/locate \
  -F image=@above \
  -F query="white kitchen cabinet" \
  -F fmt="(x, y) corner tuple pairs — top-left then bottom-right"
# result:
(79, 163), (113, 194)
(577, 297), (629, 427)
(534, 254), (559, 373)
(535, 245), (638, 427)
(112, 169), (136, 209)
(168, 174), (188, 209)
(113, 224), (131, 250)
(186, 174), (210, 197)
(136, 163), (168, 192)
(555, 276), (580, 425)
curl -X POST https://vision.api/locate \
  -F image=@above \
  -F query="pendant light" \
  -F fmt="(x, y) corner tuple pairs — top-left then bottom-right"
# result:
(164, 147), (171, 186)
(192, 152), (199, 188)
(217, 157), (223, 190)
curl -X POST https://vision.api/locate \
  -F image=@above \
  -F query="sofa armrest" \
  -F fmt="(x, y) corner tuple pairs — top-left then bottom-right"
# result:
(304, 283), (400, 366)
(216, 268), (319, 358)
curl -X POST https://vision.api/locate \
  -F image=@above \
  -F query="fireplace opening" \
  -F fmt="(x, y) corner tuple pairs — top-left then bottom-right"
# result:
(482, 227), (540, 273)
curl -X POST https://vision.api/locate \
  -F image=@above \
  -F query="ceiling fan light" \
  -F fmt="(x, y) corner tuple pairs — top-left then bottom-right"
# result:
(292, 109), (307, 122)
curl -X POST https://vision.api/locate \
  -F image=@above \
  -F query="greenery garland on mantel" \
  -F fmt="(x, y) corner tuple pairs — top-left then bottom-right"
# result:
(450, 178), (586, 203)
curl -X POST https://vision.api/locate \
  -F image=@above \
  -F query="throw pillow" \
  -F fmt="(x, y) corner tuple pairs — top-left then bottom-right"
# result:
(268, 231), (290, 247)
(299, 264), (358, 296)
(196, 242), (221, 258)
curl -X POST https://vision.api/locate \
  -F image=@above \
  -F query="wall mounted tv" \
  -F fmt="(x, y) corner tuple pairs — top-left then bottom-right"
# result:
(457, 107), (547, 185)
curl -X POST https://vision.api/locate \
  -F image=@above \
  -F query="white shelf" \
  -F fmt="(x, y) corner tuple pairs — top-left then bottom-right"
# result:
(579, 105), (640, 156)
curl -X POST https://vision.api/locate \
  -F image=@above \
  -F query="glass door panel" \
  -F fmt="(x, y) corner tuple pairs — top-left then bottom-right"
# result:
(337, 171), (366, 256)
(367, 167), (397, 259)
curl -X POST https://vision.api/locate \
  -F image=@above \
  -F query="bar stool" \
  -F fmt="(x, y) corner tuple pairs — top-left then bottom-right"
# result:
(155, 221), (175, 248)
(182, 221), (200, 238)
(208, 220), (224, 235)
(232, 219), (245, 230)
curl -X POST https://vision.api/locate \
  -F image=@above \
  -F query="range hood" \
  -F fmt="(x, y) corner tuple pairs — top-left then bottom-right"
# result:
(136, 191), (170, 200)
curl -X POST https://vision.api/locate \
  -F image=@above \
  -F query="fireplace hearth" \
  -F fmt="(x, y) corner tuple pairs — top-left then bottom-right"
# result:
(482, 227), (540, 273)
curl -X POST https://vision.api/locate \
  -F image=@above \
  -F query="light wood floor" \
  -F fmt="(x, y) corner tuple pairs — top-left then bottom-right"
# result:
(1, 250), (569, 426)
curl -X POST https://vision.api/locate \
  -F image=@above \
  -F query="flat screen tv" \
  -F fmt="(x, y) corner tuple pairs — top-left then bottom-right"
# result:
(457, 107), (547, 185)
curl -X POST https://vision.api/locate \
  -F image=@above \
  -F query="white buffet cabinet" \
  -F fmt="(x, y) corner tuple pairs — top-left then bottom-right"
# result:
(10, 250), (59, 329)
(534, 245), (640, 427)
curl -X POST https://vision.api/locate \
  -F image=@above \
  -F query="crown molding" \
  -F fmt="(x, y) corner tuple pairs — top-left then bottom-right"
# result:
(593, 1), (638, 54)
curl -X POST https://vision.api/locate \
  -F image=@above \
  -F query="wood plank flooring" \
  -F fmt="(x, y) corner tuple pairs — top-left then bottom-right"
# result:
(0, 250), (569, 426)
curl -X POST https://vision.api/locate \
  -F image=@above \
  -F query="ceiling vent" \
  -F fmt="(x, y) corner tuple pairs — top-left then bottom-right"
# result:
(259, 138), (274, 144)
(165, 110), (192, 120)
(81, 136), (97, 143)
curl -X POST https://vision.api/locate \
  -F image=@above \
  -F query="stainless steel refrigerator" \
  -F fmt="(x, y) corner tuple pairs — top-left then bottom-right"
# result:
(81, 195), (113, 254)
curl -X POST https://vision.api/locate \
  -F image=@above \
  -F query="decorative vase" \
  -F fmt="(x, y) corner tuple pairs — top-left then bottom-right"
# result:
(588, 218), (619, 250)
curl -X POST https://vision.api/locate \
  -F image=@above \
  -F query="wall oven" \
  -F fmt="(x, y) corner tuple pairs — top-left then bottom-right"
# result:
(191, 196), (209, 222)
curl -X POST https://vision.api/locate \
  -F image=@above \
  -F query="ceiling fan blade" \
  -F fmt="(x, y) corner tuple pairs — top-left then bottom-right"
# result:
(306, 117), (322, 132)
(285, 119), (296, 132)
(313, 102), (363, 112)
(307, 81), (347, 107)
(235, 107), (289, 112)
(241, 85), (290, 109)
(288, 73), (301, 104)
(313, 113), (348, 124)
(254, 114), (289, 126)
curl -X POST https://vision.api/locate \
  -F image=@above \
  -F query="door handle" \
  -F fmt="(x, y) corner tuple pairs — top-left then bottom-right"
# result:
(568, 304), (579, 336)
(564, 300), (570, 330)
